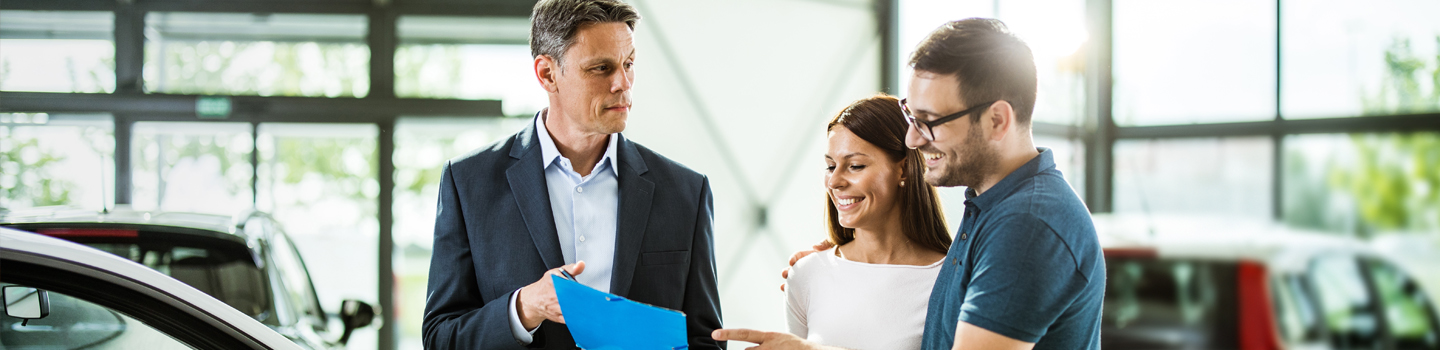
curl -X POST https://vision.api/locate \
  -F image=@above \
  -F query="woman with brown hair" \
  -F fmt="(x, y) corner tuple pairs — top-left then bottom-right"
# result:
(782, 94), (952, 349)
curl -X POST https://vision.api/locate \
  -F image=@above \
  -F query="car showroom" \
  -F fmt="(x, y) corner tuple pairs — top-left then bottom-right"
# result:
(2, 0), (1438, 349)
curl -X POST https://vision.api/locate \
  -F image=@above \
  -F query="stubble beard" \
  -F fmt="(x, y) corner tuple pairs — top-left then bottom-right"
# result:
(925, 124), (997, 189)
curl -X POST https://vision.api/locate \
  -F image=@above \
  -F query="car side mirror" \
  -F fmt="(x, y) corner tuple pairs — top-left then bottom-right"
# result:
(336, 299), (376, 345)
(3, 285), (50, 326)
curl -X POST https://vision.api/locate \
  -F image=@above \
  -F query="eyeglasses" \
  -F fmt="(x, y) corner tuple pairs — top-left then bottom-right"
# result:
(900, 98), (997, 141)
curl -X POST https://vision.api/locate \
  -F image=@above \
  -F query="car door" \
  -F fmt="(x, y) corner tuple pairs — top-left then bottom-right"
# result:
(2, 260), (271, 349)
(1308, 254), (1385, 350)
(1359, 257), (1440, 349)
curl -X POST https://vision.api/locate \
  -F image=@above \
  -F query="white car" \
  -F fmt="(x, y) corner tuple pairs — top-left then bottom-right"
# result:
(1, 226), (304, 350)
(1094, 214), (1440, 350)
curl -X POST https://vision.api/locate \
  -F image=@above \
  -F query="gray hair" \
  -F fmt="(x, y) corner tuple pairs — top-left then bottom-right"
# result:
(529, 0), (640, 66)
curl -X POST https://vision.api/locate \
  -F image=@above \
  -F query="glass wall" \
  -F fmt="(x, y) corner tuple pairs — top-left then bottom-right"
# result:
(1112, 0), (1277, 126)
(257, 123), (380, 350)
(130, 122), (254, 215)
(0, 113), (114, 211)
(144, 12), (370, 97)
(1284, 133), (1440, 235)
(395, 16), (542, 116)
(391, 116), (531, 350)
(0, 11), (115, 93)
(1282, 0), (1440, 118)
(1113, 137), (1273, 220)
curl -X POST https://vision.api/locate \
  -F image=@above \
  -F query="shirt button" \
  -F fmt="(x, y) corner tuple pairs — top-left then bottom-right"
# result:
(576, 187), (584, 193)
(961, 233), (968, 240)
(579, 235), (586, 242)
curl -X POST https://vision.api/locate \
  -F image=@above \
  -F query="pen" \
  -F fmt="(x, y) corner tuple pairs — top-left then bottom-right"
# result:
(559, 268), (577, 281)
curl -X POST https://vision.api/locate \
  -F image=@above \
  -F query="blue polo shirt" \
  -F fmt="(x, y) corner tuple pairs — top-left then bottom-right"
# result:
(921, 148), (1105, 350)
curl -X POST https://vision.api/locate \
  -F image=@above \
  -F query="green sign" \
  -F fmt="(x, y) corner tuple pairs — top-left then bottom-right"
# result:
(196, 96), (232, 119)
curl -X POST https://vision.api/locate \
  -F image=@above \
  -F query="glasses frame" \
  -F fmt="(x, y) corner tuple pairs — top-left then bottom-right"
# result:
(901, 98), (998, 141)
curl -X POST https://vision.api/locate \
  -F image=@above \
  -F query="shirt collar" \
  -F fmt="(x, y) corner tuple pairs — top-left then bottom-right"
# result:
(965, 147), (1055, 210)
(535, 109), (620, 177)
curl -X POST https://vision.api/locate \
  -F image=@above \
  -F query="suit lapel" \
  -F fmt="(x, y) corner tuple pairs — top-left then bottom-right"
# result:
(506, 121), (566, 269)
(609, 134), (653, 296)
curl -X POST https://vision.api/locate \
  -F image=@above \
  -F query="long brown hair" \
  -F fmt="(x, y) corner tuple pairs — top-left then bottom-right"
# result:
(825, 94), (952, 254)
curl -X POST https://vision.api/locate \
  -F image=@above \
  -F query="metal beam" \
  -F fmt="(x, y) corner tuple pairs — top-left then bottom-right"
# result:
(1272, 0), (1284, 220)
(369, 8), (398, 100)
(0, 92), (503, 119)
(1083, 0), (1114, 213)
(377, 118), (397, 350)
(1113, 113), (1440, 139)
(114, 5), (145, 94)
(877, 0), (899, 95)
(113, 114), (134, 205)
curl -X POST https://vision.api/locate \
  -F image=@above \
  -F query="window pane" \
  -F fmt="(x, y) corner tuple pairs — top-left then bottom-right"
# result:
(1362, 259), (1439, 348)
(1282, 0), (1440, 118)
(395, 16), (539, 116)
(1283, 133), (1439, 234)
(1035, 134), (1086, 199)
(1308, 256), (1383, 348)
(1113, 137), (1273, 219)
(897, 0), (1087, 125)
(392, 116), (531, 350)
(0, 11), (115, 93)
(144, 13), (369, 97)
(0, 114), (114, 211)
(256, 123), (378, 350)
(0, 284), (198, 350)
(1113, 0), (1276, 126)
(130, 122), (254, 215)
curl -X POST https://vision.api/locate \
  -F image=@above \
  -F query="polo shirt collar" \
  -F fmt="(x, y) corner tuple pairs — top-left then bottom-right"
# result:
(965, 147), (1055, 210)
(535, 109), (619, 177)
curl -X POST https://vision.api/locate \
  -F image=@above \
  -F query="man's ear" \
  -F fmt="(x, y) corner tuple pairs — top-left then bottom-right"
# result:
(985, 101), (1016, 141)
(535, 55), (559, 93)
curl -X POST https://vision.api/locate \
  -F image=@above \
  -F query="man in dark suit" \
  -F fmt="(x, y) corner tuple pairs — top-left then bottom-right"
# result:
(421, 0), (724, 349)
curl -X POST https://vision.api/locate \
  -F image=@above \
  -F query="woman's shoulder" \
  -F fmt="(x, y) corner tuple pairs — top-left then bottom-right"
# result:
(789, 247), (838, 281)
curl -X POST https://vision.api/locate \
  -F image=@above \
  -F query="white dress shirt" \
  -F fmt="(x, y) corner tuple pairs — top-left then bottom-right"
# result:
(508, 110), (621, 344)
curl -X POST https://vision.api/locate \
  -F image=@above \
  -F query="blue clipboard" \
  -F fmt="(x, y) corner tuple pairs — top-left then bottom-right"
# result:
(552, 275), (688, 350)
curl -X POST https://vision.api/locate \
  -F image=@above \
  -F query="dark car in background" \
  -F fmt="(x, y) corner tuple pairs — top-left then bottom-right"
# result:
(0, 207), (376, 350)
(1096, 215), (1440, 350)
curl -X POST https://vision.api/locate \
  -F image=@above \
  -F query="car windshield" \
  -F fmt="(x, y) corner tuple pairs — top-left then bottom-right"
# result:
(84, 242), (274, 323)
(1102, 258), (1239, 349)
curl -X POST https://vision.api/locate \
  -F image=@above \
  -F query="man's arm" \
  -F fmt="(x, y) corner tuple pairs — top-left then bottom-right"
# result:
(421, 162), (530, 349)
(952, 322), (1035, 350)
(683, 176), (726, 349)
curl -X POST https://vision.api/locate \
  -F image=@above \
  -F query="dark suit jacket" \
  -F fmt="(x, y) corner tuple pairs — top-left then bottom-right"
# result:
(422, 120), (724, 350)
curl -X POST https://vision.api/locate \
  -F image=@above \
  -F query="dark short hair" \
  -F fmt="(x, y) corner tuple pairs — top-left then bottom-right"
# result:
(825, 94), (952, 255)
(529, 0), (640, 65)
(909, 18), (1037, 125)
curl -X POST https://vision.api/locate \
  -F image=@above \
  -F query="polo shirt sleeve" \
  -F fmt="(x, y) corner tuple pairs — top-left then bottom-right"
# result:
(957, 213), (1089, 343)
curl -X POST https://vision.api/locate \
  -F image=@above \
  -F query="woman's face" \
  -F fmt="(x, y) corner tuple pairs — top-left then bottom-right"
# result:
(826, 126), (905, 231)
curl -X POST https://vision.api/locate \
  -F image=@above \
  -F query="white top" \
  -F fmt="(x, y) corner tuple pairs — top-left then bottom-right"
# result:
(786, 247), (944, 350)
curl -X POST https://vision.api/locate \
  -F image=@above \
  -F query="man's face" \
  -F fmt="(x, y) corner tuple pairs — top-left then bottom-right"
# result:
(552, 22), (635, 135)
(903, 71), (998, 188)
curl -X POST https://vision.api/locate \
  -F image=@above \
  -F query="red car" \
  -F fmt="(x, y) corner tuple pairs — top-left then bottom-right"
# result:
(1095, 215), (1440, 350)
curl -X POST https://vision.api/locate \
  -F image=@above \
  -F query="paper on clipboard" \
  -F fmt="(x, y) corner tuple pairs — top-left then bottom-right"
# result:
(552, 275), (689, 350)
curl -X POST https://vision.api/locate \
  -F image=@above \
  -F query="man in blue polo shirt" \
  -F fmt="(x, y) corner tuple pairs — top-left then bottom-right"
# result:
(902, 18), (1104, 350)
(714, 18), (1103, 350)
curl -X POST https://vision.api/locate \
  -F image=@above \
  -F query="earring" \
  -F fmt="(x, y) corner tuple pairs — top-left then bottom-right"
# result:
(900, 180), (906, 187)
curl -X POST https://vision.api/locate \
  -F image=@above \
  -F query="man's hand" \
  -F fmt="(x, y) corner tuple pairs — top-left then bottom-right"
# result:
(516, 261), (586, 329)
(779, 240), (834, 291)
(712, 329), (835, 350)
